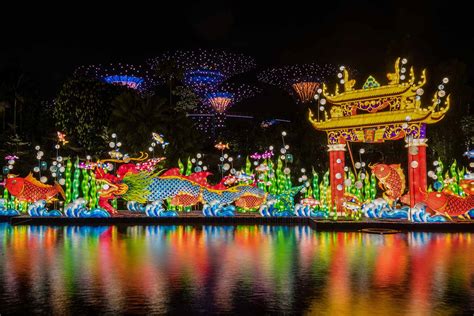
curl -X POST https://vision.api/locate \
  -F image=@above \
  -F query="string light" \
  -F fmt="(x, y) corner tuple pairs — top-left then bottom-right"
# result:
(258, 63), (336, 103)
(194, 83), (260, 136)
(148, 50), (257, 138)
(74, 63), (161, 95)
(149, 49), (256, 94)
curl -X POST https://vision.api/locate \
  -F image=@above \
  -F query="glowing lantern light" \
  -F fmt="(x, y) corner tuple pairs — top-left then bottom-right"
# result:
(205, 92), (233, 113)
(258, 63), (337, 103)
(184, 69), (225, 90)
(74, 63), (160, 95)
(291, 82), (320, 103)
(103, 75), (144, 89)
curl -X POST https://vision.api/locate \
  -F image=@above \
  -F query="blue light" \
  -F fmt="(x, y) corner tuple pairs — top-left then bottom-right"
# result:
(204, 91), (233, 100)
(184, 69), (225, 88)
(103, 75), (144, 89)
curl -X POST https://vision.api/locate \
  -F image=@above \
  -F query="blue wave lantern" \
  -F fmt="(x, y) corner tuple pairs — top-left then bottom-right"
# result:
(65, 198), (110, 218)
(28, 200), (62, 217)
(0, 199), (20, 216)
(145, 201), (178, 217)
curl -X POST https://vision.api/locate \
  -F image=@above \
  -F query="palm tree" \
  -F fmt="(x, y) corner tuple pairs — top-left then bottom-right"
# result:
(109, 92), (203, 164)
(153, 60), (184, 106)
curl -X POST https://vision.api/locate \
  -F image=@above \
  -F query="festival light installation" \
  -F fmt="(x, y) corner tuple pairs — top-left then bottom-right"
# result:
(206, 92), (233, 113)
(184, 69), (226, 91)
(309, 57), (451, 213)
(203, 83), (259, 114)
(258, 63), (336, 103)
(149, 49), (256, 93)
(191, 83), (260, 135)
(74, 63), (160, 94)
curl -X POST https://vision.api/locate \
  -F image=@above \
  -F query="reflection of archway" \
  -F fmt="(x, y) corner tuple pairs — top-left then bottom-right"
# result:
(309, 58), (450, 212)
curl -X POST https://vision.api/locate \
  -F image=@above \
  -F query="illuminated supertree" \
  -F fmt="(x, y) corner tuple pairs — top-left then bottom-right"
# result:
(149, 49), (256, 93)
(74, 63), (161, 94)
(190, 83), (260, 137)
(203, 83), (259, 114)
(258, 63), (336, 103)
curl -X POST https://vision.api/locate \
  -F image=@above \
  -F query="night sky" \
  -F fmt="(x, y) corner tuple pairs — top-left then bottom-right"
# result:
(1, 0), (473, 118)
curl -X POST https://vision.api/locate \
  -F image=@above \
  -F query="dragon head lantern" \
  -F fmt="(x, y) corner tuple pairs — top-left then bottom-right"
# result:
(94, 153), (164, 214)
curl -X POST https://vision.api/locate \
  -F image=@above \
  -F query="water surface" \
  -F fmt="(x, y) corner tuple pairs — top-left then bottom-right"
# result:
(1, 224), (473, 314)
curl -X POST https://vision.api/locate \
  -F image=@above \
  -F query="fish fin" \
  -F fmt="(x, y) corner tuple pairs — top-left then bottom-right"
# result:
(55, 182), (66, 200)
(187, 172), (212, 186)
(25, 173), (53, 189)
(161, 168), (182, 177)
(392, 166), (406, 194)
(444, 212), (453, 221)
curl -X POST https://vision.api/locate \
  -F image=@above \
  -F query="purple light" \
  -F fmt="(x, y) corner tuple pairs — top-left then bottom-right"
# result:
(184, 69), (225, 91)
(420, 124), (426, 138)
(103, 75), (144, 89)
(258, 63), (337, 103)
(250, 150), (274, 160)
(74, 63), (160, 95)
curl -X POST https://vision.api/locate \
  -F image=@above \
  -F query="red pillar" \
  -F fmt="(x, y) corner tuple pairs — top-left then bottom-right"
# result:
(417, 145), (427, 200)
(328, 144), (346, 213)
(406, 138), (428, 207)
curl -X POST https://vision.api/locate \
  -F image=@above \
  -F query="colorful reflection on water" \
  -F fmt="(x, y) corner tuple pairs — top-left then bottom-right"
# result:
(0, 223), (474, 314)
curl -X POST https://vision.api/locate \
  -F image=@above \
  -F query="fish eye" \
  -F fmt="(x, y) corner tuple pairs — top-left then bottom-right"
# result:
(102, 184), (110, 190)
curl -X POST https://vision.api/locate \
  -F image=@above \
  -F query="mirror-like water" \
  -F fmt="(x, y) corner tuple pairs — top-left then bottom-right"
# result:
(0, 224), (473, 314)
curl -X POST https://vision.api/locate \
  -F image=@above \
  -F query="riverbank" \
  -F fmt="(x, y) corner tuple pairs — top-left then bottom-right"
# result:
(3, 215), (474, 232)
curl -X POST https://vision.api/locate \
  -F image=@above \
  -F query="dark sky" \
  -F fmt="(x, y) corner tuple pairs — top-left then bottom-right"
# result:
(1, 0), (473, 116)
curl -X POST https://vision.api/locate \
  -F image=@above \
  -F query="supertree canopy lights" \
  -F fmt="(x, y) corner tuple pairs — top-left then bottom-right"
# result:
(291, 82), (320, 103)
(206, 92), (233, 113)
(184, 69), (226, 91)
(193, 83), (260, 132)
(258, 63), (336, 103)
(103, 75), (143, 89)
(74, 63), (160, 94)
(202, 83), (260, 114)
(149, 49), (256, 92)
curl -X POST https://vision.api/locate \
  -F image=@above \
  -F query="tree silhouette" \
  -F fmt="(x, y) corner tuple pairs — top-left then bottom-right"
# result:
(52, 78), (124, 153)
(109, 91), (203, 165)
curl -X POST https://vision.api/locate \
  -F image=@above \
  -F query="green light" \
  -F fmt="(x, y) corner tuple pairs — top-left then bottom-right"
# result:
(65, 159), (73, 203)
(72, 158), (81, 201)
